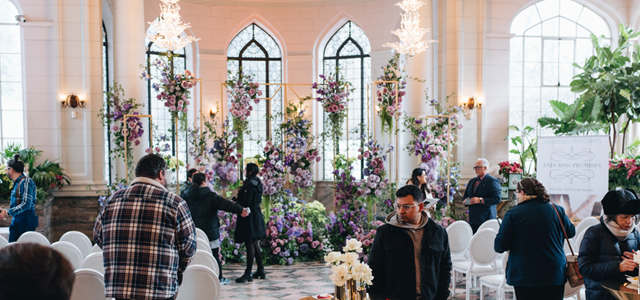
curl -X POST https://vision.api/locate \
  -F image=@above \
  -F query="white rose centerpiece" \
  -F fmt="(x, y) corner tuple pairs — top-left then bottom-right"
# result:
(327, 238), (373, 300)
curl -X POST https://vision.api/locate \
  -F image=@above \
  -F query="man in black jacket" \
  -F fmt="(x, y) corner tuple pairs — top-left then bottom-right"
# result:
(368, 185), (451, 300)
(462, 158), (502, 233)
(181, 173), (249, 285)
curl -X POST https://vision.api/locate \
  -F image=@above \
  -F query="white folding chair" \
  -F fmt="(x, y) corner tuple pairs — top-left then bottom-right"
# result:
(197, 238), (213, 255)
(81, 252), (105, 275)
(564, 239), (576, 256)
(90, 244), (102, 253)
(196, 228), (209, 242)
(60, 231), (92, 259)
(176, 264), (221, 300)
(0, 235), (7, 249)
(17, 231), (50, 246)
(574, 229), (588, 254)
(452, 229), (501, 300)
(478, 219), (500, 232)
(192, 249), (219, 276)
(447, 221), (473, 263)
(480, 251), (514, 300)
(69, 269), (109, 300)
(50, 241), (84, 270)
(574, 217), (599, 241)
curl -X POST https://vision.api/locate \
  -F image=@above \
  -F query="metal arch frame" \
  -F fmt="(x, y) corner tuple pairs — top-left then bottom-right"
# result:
(370, 80), (399, 187)
(123, 114), (153, 183)
(102, 21), (112, 185)
(322, 20), (371, 180)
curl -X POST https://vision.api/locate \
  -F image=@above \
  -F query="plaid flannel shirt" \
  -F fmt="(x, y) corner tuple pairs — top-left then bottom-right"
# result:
(94, 177), (197, 300)
(7, 174), (37, 217)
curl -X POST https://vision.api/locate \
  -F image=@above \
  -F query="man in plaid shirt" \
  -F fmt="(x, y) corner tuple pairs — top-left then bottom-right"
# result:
(94, 154), (197, 300)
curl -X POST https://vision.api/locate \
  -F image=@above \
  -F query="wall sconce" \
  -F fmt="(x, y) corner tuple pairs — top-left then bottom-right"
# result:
(375, 105), (381, 113)
(209, 107), (218, 118)
(463, 97), (482, 110)
(60, 94), (85, 108)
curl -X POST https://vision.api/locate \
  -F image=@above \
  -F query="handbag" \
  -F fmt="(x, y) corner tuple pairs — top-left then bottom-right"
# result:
(551, 203), (584, 287)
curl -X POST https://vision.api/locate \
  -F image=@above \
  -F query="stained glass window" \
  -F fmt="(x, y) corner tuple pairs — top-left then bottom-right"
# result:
(145, 24), (188, 178)
(322, 21), (371, 180)
(227, 24), (282, 159)
(0, 0), (24, 150)
(103, 22), (111, 184)
(509, 0), (610, 161)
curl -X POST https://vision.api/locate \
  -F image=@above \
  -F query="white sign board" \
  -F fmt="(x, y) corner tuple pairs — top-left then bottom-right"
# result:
(537, 136), (609, 220)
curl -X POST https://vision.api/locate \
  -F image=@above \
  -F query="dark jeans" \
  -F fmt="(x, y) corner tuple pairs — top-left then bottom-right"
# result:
(9, 210), (38, 242)
(212, 247), (223, 279)
(514, 285), (564, 300)
(470, 222), (481, 234)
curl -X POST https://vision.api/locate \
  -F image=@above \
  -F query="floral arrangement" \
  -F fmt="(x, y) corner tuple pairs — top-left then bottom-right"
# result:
(226, 70), (262, 152)
(144, 133), (185, 174)
(498, 161), (523, 176)
(432, 203), (469, 228)
(609, 156), (640, 190)
(217, 211), (246, 265)
(403, 117), (445, 185)
(332, 156), (362, 208)
(95, 178), (129, 207)
(258, 140), (286, 218)
(357, 135), (391, 221)
(376, 53), (407, 135)
(325, 239), (374, 293)
(434, 163), (462, 203)
(313, 72), (353, 146)
(207, 118), (240, 190)
(98, 83), (145, 179)
(141, 55), (197, 119)
(186, 117), (218, 171)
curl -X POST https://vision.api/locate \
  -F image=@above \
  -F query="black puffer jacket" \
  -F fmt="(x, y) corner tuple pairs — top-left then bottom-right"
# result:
(180, 186), (244, 241)
(578, 218), (640, 300)
(234, 177), (266, 243)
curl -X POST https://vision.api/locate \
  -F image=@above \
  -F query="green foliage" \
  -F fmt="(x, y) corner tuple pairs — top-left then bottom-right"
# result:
(302, 200), (327, 236)
(505, 125), (537, 176)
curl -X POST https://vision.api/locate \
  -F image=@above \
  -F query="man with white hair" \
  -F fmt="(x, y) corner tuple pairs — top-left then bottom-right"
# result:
(462, 158), (502, 233)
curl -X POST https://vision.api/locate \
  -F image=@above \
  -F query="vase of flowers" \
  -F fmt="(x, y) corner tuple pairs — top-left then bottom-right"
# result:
(498, 161), (523, 186)
(325, 239), (373, 300)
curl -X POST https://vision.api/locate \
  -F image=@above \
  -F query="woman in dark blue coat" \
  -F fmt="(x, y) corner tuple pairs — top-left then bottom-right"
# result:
(494, 177), (575, 300)
(578, 189), (640, 300)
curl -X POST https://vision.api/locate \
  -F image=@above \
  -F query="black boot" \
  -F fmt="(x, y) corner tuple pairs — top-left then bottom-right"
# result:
(252, 269), (266, 279)
(236, 271), (253, 283)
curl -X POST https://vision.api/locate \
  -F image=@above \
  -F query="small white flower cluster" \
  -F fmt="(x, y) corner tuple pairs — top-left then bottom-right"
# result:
(325, 239), (374, 287)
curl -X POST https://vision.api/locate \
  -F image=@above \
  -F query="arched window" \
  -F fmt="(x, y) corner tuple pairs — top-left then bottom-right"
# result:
(227, 23), (282, 158)
(145, 25), (188, 171)
(102, 21), (111, 184)
(509, 0), (611, 160)
(322, 21), (371, 179)
(0, 0), (24, 149)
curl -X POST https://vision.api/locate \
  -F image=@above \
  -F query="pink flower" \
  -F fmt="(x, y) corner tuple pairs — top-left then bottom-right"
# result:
(145, 148), (152, 154)
(306, 236), (312, 242)
(331, 104), (339, 112)
(311, 241), (320, 248)
(297, 237), (304, 244)
(274, 247), (281, 254)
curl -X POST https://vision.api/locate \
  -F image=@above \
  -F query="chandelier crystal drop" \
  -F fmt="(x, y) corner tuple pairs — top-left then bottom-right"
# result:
(147, 0), (199, 52)
(383, 0), (437, 57)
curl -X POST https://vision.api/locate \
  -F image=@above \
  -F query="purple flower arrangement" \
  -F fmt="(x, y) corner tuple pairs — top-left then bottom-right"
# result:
(376, 53), (407, 134)
(141, 57), (196, 118)
(226, 70), (262, 144)
(218, 211), (246, 265)
(207, 118), (240, 190)
(358, 136), (391, 199)
(97, 180), (129, 207)
(312, 72), (352, 143)
(259, 141), (286, 196)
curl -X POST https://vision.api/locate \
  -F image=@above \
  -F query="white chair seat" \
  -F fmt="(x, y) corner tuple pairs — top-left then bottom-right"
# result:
(452, 261), (497, 274)
(197, 238), (213, 255)
(81, 252), (105, 275)
(451, 254), (467, 262)
(479, 274), (505, 285)
(60, 231), (92, 259)
(176, 264), (221, 300)
(192, 250), (219, 276)
(0, 235), (7, 249)
(70, 269), (109, 300)
(17, 231), (50, 246)
(51, 241), (84, 270)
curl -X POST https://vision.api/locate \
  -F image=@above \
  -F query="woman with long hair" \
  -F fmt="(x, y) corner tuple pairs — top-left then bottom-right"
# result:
(409, 168), (431, 201)
(234, 163), (267, 283)
(494, 177), (575, 300)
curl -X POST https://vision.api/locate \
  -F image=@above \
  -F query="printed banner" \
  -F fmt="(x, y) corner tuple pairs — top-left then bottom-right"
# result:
(537, 135), (609, 220)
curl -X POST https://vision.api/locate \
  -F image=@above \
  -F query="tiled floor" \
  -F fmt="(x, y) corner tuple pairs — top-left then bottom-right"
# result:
(219, 262), (512, 300)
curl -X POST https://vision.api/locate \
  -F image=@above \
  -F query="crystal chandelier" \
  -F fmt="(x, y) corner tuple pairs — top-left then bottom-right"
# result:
(147, 0), (199, 52)
(383, 0), (437, 56)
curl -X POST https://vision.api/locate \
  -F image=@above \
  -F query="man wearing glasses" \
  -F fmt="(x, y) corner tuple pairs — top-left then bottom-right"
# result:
(368, 185), (452, 300)
(463, 158), (502, 233)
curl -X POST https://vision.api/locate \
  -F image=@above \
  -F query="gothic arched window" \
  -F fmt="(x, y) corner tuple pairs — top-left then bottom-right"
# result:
(0, 0), (24, 149)
(227, 23), (283, 158)
(322, 21), (371, 179)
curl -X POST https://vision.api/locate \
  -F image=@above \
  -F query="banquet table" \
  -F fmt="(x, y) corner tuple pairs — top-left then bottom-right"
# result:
(602, 279), (640, 300)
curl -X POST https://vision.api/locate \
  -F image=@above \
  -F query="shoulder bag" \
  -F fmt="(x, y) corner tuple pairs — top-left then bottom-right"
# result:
(551, 203), (584, 287)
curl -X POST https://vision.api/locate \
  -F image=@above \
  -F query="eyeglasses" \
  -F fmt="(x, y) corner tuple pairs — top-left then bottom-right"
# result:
(394, 203), (418, 212)
(473, 166), (483, 170)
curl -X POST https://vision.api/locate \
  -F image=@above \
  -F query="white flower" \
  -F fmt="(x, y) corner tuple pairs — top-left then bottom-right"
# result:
(351, 261), (374, 285)
(341, 252), (359, 267)
(324, 251), (342, 266)
(343, 238), (363, 253)
(329, 265), (351, 286)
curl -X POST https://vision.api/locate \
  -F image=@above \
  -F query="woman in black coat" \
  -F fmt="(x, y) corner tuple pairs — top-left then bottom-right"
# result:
(234, 163), (267, 283)
(578, 189), (640, 300)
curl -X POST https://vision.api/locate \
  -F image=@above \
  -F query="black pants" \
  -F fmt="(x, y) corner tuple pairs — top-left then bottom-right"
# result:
(470, 222), (481, 234)
(212, 247), (223, 279)
(514, 285), (564, 300)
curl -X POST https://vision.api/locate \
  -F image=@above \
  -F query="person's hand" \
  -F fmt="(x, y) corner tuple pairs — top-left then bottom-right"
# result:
(619, 258), (638, 272)
(241, 208), (250, 217)
(0, 209), (7, 220)
(470, 197), (480, 205)
(623, 251), (636, 260)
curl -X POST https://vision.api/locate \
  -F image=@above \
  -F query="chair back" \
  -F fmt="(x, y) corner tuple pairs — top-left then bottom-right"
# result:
(468, 229), (498, 266)
(193, 250), (219, 276)
(563, 239), (576, 256)
(0, 235), (7, 249)
(51, 241), (83, 270)
(575, 217), (599, 238)
(90, 244), (102, 253)
(574, 229), (588, 254)
(17, 231), (50, 246)
(197, 238), (213, 255)
(446, 221), (473, 255)
(81, 252), (105, 275)
(563, 255), (583, 296)
(196, 228), (209, 242)
(69, 269), (108, 300)
(176, 264), (221, 300)
(60, 231), (92, 259)
(478, 219), (500, 232)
